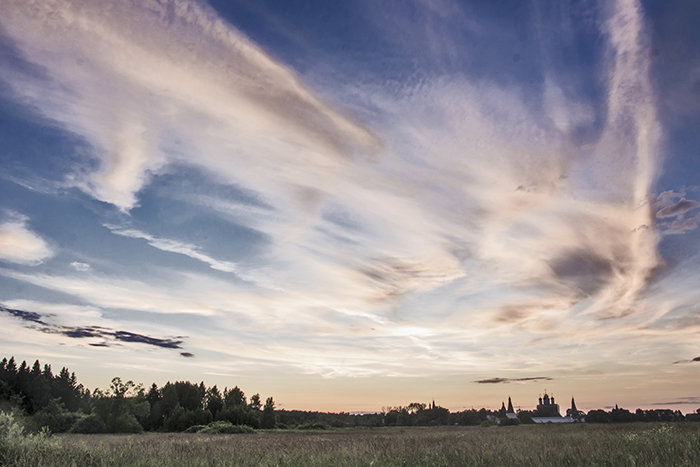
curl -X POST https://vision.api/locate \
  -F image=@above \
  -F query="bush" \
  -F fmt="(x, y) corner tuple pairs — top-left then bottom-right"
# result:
(0, 410), (25, 441)
(186, 421), (255, 434)
(162, 405), (213, 432)
(112, 413), (143, 433)
(0, 410), (64, 465)
(184, 424), (207, 433)
(499, 417), (520, 426)
(199, 421), (255, 434)
(31, 399), (82, 433)
(297, 422), (329, 430)
(69, 414), (107, 434)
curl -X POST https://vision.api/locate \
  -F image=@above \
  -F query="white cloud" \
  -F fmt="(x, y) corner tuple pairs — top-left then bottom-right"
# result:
(0, 267), (222, 318)
(0, 0), (675, 380)
(0, 0), (380, 211)
(0, 214), (53, 265)
(70, 261), (91, 272)
(104, 225), (238, 273)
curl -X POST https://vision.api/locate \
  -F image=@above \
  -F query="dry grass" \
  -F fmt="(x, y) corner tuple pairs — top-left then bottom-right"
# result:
(4, 423), (699, 466)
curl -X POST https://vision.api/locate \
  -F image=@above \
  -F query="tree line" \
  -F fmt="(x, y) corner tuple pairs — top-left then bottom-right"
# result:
(0, 356), (274, 433)
(1, 356), (697, 433)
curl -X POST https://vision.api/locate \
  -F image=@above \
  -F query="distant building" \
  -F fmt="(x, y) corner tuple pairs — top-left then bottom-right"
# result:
(566, 397), (585, 421)
(536, 392), (561, 417)
(497, 393), (582, 424)
(531, 415), (575, 423)
(530, 392), (579, 424)
(505, 396), (519, 420)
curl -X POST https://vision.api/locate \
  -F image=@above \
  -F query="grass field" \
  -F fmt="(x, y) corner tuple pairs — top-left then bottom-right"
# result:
(3, 423), (699, 466)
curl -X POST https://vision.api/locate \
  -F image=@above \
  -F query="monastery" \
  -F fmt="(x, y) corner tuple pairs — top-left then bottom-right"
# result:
(501, 392), (583, 423)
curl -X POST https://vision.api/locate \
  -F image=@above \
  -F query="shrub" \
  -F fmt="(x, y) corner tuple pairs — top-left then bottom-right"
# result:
(0, 410), (25, 441)
(197, 421), (255, 434)
(0, 410), (65, 465)
(499, 417), (520, 426)
(112, 412), (143, 433)
(69, 414), (107, 434)
(31, 399), (82, 433)
(297, 422), (329, 430)
(184, 424), (207, 433)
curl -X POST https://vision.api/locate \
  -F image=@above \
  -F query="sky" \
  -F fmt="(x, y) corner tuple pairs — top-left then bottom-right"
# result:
(0, 0), (698, 414)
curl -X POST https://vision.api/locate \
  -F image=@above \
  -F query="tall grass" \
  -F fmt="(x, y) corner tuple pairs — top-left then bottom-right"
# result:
(0, 410), (72, 466)
(4, 413), (700, 466)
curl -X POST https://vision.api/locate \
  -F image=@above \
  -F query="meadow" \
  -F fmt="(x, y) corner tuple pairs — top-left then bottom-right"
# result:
(2, 421), (699, 466)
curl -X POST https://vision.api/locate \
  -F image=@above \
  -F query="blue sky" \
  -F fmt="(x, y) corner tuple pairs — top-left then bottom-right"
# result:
(0, 0), (698, 412)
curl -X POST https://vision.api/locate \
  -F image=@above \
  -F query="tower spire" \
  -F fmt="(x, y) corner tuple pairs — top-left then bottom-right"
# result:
(507, 396), (514, 413)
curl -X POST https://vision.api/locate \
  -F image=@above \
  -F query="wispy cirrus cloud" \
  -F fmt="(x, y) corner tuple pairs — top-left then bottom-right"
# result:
(655, 191), (700, 234)
(0, 0), (380, 211)
(104, 225), (238, 273)
(0, 0), (683, 390)
(664, 213), (700, 235)
(656, 199), (700, 218)
(0, 0), (664, 323)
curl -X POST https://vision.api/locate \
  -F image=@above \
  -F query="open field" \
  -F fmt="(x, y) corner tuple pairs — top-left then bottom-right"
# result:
(3, 423), (699, 466)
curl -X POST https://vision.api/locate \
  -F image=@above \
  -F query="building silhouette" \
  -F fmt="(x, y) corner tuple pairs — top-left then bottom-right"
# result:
(566, 397), (584, 420)
(497, 393), (581, 423)
(536, 392), (561, 417)
(504, 396), (519, 420)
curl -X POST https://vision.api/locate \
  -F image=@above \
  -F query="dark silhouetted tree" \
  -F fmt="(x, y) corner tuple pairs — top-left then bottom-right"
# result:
(206, 385), (223, 419)
(249, 393), (261, 411)
(262, 396), (275, 428)
(224, 386), (246, 408)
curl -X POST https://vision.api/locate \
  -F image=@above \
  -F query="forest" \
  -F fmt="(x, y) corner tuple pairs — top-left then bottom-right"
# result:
(0, 356), (695, 434)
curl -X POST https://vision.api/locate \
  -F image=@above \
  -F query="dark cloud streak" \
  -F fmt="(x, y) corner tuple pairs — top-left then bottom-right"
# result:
(672, 356), (700, 364)
(1, 304), (186, 351)
(113, 330), (182, 348)
(474, 376), (552, 384)
(651, 396), (700, 406)
(0, 305), (49, 325)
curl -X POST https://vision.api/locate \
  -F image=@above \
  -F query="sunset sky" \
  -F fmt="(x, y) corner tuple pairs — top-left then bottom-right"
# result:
(0, 0), (698, 414)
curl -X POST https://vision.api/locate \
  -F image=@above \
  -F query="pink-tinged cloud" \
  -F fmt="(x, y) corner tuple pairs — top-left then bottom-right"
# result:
(656, 198), (699, 218)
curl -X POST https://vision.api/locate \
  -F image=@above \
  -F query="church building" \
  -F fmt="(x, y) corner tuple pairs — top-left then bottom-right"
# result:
(497, 392), (582, 423)
(536, 392), (561, 417)
(531, 392), (578, 423)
